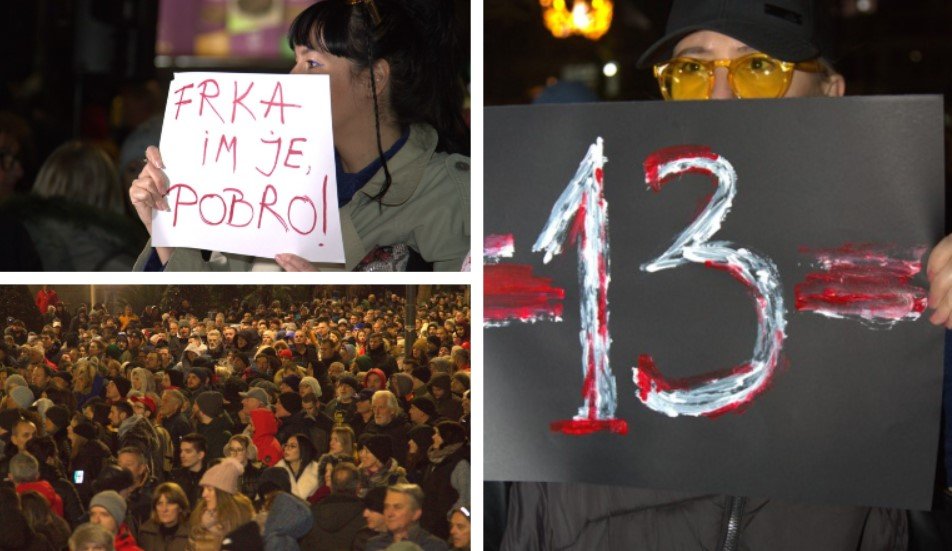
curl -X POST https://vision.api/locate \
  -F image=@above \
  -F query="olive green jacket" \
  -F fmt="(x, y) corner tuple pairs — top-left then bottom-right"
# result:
(133, 124), (470, 271)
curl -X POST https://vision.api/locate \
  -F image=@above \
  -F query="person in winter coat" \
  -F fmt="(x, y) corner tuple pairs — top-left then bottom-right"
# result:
(25, 436), (85, 527)
(357, 434), (408, 496)
(300, 462), (367, 551)
(420, 422), (469, 540)
(261, 492), (313, 551)
(425, 374), (461, 422)
(248, 408), (282, 467)
(274, 434), (322, 501)
(10, 453), (64, 518)
(189, 458), (254, 551)
(68, 420), (113, 505)
(19, 491), (71, 551)
(193, 391), (234, 464)
(136, 482), (190, 551)
(223, 434), (261, 499)
(89, 490), (145, 551)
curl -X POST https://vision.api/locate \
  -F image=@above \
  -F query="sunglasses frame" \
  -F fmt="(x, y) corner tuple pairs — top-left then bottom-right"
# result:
(653, 53), (825, 100)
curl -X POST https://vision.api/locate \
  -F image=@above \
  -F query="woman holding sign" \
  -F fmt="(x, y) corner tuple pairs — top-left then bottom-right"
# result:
(130, 0), (469, 271)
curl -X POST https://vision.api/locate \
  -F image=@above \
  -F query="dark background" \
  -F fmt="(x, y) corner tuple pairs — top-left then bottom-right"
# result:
(0, 0), (470, 188)
(485, 0), (952, 226)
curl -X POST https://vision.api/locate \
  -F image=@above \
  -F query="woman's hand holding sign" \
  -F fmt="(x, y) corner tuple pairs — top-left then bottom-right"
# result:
(130, 146), (173, 264)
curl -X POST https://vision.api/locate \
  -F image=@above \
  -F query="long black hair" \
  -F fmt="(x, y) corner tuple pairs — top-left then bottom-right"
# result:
(289, 0), (468, 203)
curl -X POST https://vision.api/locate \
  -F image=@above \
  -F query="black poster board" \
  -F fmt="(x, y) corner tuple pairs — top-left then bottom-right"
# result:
(484, 96), (945, 510)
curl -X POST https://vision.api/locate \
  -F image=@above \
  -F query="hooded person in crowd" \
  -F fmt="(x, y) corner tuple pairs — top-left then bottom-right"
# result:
(425, 374), (461, 422)
(248, 408), (282, 468)
(192, 391), (233, 464)
(420, 421), (469, 540)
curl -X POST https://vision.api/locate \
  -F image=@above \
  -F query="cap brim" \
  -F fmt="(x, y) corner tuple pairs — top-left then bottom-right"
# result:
(636, 19), (820, 69)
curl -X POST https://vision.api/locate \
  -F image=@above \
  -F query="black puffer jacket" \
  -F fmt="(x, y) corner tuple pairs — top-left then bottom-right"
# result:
(502, 482), (908, 551)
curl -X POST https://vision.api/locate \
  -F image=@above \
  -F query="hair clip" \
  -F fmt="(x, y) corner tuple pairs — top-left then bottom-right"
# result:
(348, 0), (382, 26)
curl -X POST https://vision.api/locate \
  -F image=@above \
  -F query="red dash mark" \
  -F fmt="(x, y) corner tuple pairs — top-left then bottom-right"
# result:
(794, 243), (927, 326)
(550, 418), (629, 435)
(484, 234), (514, 262)
(483, 264), (564, 326)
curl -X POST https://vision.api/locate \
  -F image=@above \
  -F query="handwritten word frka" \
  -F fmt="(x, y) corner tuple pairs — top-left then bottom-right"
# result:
(151, 72), (344, 263)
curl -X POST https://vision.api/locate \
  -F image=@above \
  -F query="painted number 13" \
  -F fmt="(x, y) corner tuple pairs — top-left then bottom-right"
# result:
(536, 141), (787, 433)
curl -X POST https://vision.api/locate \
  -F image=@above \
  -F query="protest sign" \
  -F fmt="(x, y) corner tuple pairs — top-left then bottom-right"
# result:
(484, 96), (945, 509)
(151, 72), (343, 263)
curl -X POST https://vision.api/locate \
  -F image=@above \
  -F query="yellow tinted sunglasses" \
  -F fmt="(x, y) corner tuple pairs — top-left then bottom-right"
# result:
(654, 53), (824, 100)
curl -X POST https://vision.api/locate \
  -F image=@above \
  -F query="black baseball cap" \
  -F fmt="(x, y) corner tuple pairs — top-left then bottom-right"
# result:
(637, 0), (829, 69)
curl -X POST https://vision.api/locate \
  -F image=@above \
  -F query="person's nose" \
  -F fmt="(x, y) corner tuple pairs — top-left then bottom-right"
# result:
(290, 64), (303, 75)
(710, 67), (734, 100)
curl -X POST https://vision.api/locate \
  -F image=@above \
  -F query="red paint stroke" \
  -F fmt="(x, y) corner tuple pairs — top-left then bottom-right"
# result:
(643, 145), (718, 190)
(484, 234), (514, 261)
(794, 243), (927, 324)
(550, 418), (629, 435)
(484, 264), (565, 325)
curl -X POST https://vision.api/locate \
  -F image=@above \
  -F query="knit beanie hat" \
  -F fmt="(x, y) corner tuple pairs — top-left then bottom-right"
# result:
(428, 373), (451, 394)
(278, 392), (302, 415)
(255, 466), (292, 499)
(4, 374), (27, 392)
(196, 391), (224, 418)
(391, 373), (414, 397)
(90, 490), (127, 524)
(281, 375), (301, 393)
(411, 366), (431, 384)
(410, 396), (438, 419)
(45, 405), (70, 430)
(73, 421), (98, 441)
(363, 486), (387, 513)
(436, 420), (467, 446)
(9, 386), (33, 409)
(361, 434), (393, 464)
(337, 375), (360, 394)
(167, 370), (185, 389)
(189, 367), (210, 384)
(408, 424), (435, 451)
(452, 372), (470, 391)
(353, 355), (372, 372)
(112, 377), (132, 398)
(200, 457), (244, 495)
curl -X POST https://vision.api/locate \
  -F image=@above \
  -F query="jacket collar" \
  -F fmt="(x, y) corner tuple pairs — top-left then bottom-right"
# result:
(355, 124), (437, 207)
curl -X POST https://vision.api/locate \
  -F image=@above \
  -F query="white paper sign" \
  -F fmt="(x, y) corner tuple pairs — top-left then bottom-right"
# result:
(151, 72), (343, 263)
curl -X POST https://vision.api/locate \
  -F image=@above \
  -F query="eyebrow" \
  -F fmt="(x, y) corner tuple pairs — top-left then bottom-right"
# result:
(673, 44), (757, 58)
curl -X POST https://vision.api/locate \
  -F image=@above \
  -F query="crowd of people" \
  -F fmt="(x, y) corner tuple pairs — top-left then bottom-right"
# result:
(0, 287), (470, 551)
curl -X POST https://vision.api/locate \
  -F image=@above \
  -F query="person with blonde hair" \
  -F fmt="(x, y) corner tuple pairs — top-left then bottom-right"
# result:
(189, 458), (254, 550)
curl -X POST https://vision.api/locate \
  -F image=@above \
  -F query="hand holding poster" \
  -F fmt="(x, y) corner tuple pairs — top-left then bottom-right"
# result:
(151, 72), (344, 263)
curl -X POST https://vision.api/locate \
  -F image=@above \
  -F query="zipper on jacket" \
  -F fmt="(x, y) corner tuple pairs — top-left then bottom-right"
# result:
(717, 495), (746, 551)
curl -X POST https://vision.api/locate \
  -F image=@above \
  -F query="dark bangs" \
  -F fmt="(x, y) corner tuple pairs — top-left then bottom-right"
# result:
(287, 1), (367, 64)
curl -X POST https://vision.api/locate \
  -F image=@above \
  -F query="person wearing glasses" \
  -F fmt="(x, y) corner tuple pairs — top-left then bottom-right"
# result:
(274, 433), (322, 501)
(223, 434), (261, 499)
(130, 0), (470, 272)
(501, 1), (910, 550)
